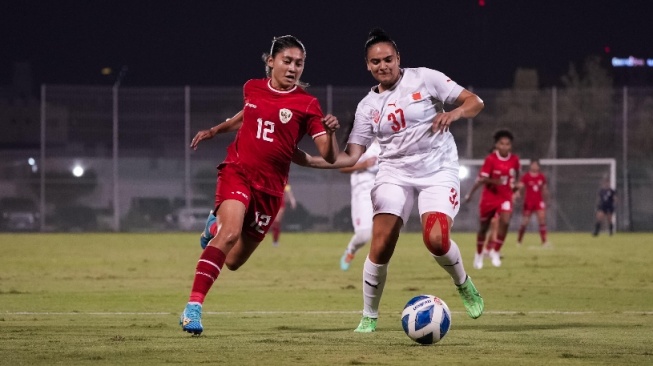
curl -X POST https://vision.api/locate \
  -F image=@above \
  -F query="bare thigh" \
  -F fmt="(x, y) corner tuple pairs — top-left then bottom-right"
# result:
(368, 213), (403, 264)
(209, 199), (247, 253)
(225, 234), (261, 271)
(274, 206), (286, 226)
(497, 211), (512, 237)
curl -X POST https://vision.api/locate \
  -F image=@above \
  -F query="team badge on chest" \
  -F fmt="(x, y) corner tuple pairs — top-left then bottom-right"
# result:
(279, 108), (292, 124)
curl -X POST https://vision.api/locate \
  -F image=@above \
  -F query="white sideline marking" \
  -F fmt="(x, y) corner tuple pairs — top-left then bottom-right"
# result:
(4, 310), (653, 316)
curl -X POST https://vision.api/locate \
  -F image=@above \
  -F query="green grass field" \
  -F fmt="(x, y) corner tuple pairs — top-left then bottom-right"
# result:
(1, 232), (652, 365)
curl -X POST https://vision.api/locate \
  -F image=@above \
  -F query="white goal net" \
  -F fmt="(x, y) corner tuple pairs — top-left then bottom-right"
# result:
(457, 158), (617, 233)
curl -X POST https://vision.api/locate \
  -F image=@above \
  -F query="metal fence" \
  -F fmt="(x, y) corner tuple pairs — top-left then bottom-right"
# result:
(1, 85), (651, 233)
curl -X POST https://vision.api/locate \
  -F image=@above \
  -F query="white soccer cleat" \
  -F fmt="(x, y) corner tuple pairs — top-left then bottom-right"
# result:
(473, 252), (484, 269)
(489, 249), (502, 267)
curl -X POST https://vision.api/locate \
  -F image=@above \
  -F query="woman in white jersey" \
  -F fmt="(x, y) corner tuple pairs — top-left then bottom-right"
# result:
(338, 138), (380, 271)
(294, 28), (485, 332)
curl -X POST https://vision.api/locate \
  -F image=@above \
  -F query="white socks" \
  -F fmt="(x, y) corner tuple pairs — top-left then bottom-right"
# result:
(360, 240), (466, 319)
(433, 239), (467, 286)
(346, 228), (372, 255)
(362, 256), (387, 318)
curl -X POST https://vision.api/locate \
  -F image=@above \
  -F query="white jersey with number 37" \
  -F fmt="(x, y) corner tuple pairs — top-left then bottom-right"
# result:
(348, 67), (464, 180)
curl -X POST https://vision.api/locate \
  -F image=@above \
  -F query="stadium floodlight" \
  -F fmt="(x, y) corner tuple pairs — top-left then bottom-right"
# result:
(459, 165), (470, 180)
(72, 165), (84, 177)
(28, 157), (37, 172)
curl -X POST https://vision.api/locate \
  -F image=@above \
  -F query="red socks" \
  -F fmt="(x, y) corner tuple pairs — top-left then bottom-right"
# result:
(517, 225), (547, 244)
(490, 233), (506, 252)
(272, 224), (281, 242)
(476, 234), (485, 254)
(517, 225), (526, 243)
(189, 246), (226, 304)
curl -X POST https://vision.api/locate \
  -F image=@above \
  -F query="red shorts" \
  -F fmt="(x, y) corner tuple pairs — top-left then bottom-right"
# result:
(479, 198), (513, 222)
(523, 200), (545, 213)
(214, 164), (283, 242)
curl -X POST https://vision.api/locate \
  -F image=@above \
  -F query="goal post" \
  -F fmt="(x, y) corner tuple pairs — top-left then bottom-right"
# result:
(458, 158), (617, 233)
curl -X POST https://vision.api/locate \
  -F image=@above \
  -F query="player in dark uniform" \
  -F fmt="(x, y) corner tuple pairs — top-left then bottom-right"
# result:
(593, 179), (617, 236)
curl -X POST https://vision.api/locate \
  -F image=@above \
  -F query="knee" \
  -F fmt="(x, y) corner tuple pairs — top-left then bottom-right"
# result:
(355, 228), (372, 243)
(422, 212), (450, 256)
(425, 233), (447, 256)
(216, 228), (241, 247)
(224, 260), (242, 271)
(424, 231), (444, 247)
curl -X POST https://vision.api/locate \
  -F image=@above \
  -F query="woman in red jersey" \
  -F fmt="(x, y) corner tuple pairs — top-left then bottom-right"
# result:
(467, 130), (520, 269)
(516, 159), (550, 246)
(180, 35), (340, 335)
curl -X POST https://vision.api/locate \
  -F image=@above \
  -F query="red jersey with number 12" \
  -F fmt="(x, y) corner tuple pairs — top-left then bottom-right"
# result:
(479, 151), (520, 203)
(222, 78), (327, 196)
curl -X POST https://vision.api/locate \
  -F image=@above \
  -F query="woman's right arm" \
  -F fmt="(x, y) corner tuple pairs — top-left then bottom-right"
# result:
(293, 143), (365, 169)
(190, 110), (244, 150)
(339, 156), (377, 174)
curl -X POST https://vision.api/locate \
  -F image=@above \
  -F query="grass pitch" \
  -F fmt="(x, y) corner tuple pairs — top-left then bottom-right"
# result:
(1, 231), (652, 365)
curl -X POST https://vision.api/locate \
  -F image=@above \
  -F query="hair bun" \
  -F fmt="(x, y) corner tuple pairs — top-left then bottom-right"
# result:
(368, 27), (386, 38)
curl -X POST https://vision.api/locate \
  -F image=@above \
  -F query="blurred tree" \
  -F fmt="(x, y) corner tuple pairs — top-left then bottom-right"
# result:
(558, 55), (616, 158)
(628, 92), (653, 160)
(481, 68), (552, 160)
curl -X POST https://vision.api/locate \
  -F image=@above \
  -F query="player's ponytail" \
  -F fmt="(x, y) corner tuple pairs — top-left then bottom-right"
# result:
(364, 27), (399, 57)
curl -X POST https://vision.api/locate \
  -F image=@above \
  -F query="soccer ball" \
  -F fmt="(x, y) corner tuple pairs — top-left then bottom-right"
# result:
(401, 294), (451, 345)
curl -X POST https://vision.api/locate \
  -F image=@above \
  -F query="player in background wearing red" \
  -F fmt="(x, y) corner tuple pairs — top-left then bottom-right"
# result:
(182, 35), (340, 335)
(464, 149), (499, 261)
(466, 130), (520, 269)
(271, 184), (297, 247)
(516, 159), (550, 247)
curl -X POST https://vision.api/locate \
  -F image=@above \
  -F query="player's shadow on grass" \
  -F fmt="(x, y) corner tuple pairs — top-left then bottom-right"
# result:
(272, 325), (357, 332)
(455, 322), (615, 332)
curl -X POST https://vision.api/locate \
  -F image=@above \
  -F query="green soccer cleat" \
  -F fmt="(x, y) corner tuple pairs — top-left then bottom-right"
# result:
(180, 302), (203, 335)
(354, 316), (377, 333)
(456, 276), (484, 319)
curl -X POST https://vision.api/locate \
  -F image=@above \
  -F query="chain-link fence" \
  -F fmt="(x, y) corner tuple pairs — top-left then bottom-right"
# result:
(1, 85), (651, 232)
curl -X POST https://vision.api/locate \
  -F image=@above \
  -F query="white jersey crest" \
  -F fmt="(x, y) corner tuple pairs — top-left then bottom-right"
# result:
(279, 108), (292, 124)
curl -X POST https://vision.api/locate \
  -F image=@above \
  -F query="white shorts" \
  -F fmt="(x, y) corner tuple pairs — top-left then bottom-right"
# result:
(371, 166), (460, 225)
(351, 189), (374, 232)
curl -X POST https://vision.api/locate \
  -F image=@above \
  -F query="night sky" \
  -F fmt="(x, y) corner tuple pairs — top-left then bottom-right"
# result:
(2, 0), (652, 89)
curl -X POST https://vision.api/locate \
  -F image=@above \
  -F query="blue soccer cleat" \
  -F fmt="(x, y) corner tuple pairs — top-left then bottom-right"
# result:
(340, 251), (355, 271)
(180, 302), (203, 335)
(200, 211), (217, 249)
